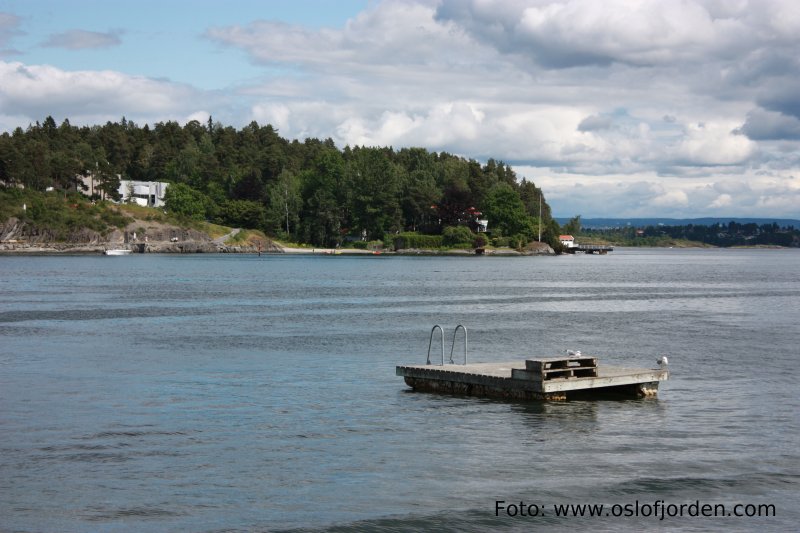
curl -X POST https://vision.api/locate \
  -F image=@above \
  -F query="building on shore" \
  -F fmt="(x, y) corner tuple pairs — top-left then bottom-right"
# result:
(118, 180), (169, 207)
(559, 234), (575, 248)
(79, 174), (169, 207)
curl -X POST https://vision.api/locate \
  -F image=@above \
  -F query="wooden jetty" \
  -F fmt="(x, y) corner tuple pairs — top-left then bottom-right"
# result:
(396, 355), (668, 401)
(567, 244), (614, 254)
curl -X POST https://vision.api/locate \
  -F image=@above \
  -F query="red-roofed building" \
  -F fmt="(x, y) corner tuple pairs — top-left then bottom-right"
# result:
(559, 235), (575, 248)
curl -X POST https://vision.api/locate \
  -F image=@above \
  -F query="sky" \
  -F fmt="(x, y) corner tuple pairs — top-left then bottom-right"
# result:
(1, 0), (799, 218)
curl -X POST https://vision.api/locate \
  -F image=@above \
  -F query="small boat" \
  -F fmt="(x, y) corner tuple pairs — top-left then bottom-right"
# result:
(104, 249), (132, 256)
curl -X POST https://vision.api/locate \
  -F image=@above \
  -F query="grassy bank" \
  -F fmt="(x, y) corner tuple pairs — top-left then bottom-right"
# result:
(1, 188), (132, 239)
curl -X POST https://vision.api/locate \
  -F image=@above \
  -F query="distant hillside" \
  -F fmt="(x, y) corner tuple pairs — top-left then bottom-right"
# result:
(557, 217), (800, 229)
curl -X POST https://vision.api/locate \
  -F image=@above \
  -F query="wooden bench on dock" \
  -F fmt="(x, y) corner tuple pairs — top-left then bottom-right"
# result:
(512, 356), (598, 381)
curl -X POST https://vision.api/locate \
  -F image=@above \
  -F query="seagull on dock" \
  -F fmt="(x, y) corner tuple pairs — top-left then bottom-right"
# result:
(657, 355), (669, 367)
(566, 349), (582, 356)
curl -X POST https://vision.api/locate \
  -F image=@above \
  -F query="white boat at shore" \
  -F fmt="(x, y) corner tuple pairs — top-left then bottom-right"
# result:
(103, 249), (132, 256)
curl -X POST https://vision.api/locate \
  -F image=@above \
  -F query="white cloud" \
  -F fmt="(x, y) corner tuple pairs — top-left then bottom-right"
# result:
(435, 0), (759, 68)
(207, 1), (481, 71)
(0, 61), (206, 123)
(708, 193), (733, 209)
(185, 110), (211, 125)
(675, 122), (756, 166)
(329, 102), (486, 148)
(525, 168), (800, 218)
(652, 189), (689, 208)
(764, 0), (800, 39)
(251, 103), (291, 132)
(515, 0), (725, 66)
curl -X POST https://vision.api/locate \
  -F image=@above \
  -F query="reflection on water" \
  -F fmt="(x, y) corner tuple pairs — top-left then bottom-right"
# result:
(0, 249), (798, 531)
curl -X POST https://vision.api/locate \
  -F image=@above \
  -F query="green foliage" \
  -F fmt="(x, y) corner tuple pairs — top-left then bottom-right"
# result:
(347, 147), (403, 239)
(563, 215), (582, 235)
(442, 225), (475, 246)
(219, 199), (266, 229)
(493, 233), (527, 249)
(491, 236), (509, 247)
(117, 203), (166, 222)
(483, 183), (536, 240)
(299, 150), (345, 247)
(347, 239), (384, 250)
(393, 232), (444, 250)
(543, 219), (565, 253)
(508, 234), (528, 250)
(0, 187), (29, 220)
(227, 231), (247, 244)
(99, 207), (133, 228)
(163, 183), (208, 221)
(265, 169), (301, 237)
(0, 188), (130, 239)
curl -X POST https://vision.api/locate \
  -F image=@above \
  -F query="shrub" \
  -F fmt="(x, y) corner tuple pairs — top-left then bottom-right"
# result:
(508, 234), (529, 250)
(491, 236), (509, 248)
(442, 225), (475, 246)
(393, 232), (443, 250)
(100, 209), (133, 229)
(163, 183), (209, 221)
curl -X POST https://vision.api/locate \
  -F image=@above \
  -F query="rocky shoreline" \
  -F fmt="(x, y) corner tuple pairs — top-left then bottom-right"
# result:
(0, 216), (556, 256)
(0, 243), (555, 256)
(0, 242), (269, 254)
(0, 216), (279, 255)
(0, 240), (555, 256)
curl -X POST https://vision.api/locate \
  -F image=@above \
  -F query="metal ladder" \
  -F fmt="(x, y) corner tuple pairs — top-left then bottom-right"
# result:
(426, 325), (468, 365)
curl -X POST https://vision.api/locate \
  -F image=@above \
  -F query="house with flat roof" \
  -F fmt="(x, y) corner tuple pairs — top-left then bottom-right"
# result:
(78, 175), (169, 208)
(118, 180), (169, 207)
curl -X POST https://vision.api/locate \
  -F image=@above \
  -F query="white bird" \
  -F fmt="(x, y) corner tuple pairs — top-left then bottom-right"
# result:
(657, 355), (669, 367)
(566, 349), (582, 356)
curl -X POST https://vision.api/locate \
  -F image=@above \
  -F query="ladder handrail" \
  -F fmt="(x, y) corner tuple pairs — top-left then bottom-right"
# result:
(427, 325), (444, 365)
(449, 324), (468, 365)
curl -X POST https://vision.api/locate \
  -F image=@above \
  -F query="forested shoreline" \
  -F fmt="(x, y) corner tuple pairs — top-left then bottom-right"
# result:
(579, 222), (800, 248)
(0, 116), (561, 250)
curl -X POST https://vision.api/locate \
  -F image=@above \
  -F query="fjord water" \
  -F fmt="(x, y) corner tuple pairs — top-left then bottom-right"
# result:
(1, 249), (798, 532)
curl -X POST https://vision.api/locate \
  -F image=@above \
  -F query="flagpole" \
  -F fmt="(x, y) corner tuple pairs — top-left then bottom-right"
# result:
(538, 190), (542, 242)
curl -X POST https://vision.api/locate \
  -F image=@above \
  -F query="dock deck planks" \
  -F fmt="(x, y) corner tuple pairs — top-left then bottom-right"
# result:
(396, 358), (668, 400)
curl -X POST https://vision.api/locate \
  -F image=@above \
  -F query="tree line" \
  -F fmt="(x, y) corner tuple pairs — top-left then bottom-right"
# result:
(0, 116), (562, 248)
(581, 221), (800, 247)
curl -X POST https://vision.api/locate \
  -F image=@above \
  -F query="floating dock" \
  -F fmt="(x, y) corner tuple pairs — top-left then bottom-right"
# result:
(396, 355), (668, 401)
(567, 244), (614, 254)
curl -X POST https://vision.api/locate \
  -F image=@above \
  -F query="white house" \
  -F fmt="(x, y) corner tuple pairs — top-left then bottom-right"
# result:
(559, 234), (576, 248)
(118, 180), (169, 207)
(78, 175), (169, 208)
